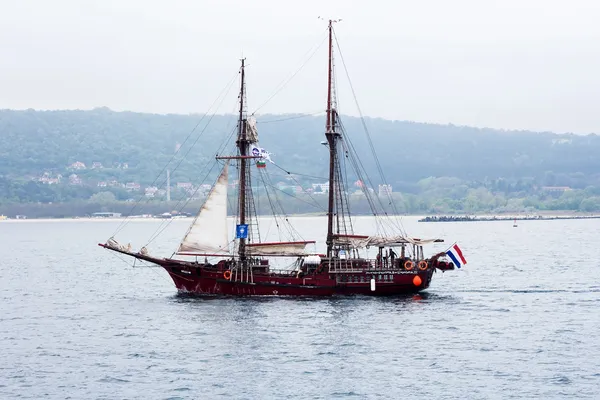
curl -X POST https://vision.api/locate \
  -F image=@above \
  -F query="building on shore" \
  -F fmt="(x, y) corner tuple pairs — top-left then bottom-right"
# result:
(91, 212), (122, 218)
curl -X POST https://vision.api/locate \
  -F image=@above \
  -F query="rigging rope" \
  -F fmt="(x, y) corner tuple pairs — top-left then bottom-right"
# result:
(262, 169), (305, 240)
(256, 169), (292, 241)
(339, 121), (396, 236)
(259, 179), (327, 211)
(333, 30), (407, 236)
(112, 70), (240, 237)
(270, 163), (327, 212)
(144, 126), (238, 248)
(143, 94), (242, 246)
(258, 111), (324, 124)
(145, 159), (220, 247)
(252, 29), (328, 114)
(338, 134), (354, 235)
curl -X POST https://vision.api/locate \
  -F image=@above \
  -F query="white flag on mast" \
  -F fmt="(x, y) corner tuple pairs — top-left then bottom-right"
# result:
(251, 145), (274, 163)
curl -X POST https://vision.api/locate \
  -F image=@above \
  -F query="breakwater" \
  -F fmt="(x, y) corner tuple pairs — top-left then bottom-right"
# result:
(418, 215), (600, 222)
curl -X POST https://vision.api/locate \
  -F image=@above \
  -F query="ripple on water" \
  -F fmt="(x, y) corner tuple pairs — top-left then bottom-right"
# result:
(1, 218), (600, 399)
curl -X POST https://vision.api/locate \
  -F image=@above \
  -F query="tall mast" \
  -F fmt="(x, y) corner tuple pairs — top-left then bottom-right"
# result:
(237, 59), (248, 264)
(325, 20), (334, 135)
(325, 20), (338, 258)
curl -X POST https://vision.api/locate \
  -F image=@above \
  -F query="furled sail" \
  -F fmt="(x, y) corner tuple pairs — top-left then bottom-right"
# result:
(246, 241), (316, 256)
(246, 116), (259, 143)
(176, 163), (230, 255)
(333, 234), (443, 249)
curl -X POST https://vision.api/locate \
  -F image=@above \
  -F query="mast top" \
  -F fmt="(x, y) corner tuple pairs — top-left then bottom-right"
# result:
(318, 17), (342, 24)
(324, 17), (340, 135)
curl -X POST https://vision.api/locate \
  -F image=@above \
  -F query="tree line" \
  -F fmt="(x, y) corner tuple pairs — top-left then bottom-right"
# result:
(1, 108), (600, 215)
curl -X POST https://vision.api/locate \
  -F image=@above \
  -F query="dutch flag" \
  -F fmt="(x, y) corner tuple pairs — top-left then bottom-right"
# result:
(446, 244), (467, 268)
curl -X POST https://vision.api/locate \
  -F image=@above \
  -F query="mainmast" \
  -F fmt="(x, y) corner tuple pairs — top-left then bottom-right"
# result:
(325, 20), (339, 258)
(237, 59), (248, 264)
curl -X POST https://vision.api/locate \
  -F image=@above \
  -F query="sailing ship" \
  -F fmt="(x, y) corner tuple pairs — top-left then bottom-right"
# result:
(99, 20), (460, 296)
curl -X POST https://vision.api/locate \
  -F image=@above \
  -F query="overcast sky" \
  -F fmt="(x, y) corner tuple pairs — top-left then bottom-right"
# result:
(1, 0), (599, 134)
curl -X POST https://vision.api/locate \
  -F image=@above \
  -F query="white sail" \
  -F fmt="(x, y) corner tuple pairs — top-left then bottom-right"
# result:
(176, 163), (230, 255)
(246, 241), (316, 256)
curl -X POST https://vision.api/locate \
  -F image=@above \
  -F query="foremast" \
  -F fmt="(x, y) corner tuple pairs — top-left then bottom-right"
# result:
(325, 19), (350, 258)
(237, 59), (249, 265)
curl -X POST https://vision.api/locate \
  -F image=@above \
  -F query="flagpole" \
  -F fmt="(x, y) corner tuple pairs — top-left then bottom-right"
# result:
(444, 241), (457, 253)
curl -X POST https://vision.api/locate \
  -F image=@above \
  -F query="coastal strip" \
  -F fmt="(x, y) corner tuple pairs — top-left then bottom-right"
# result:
(418, 215), (600, 222)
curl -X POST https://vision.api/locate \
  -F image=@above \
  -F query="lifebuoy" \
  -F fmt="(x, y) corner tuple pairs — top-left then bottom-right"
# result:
(404, 260), (414, 271)
(418, 260), (428, 271)
(223, 270), (231, 280)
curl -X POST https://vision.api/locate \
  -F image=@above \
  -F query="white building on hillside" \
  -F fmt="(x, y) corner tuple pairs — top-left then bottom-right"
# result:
(378, 184), (393, 197)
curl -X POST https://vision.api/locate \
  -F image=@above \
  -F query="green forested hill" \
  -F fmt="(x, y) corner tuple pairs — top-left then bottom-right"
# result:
(2, 107), (599, 184)
(1, 107), (600, 214)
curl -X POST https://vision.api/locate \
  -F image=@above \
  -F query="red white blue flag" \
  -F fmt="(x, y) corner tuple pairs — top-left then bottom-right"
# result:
(446, 244), (467, 268)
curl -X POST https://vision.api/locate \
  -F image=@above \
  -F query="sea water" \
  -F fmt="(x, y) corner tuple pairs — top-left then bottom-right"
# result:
(1, 216), (599, 399)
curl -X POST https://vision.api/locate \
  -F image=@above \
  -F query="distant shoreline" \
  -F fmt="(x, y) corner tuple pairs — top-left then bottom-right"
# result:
(419, 214), (600, 222)
(2, 210), (600, 222)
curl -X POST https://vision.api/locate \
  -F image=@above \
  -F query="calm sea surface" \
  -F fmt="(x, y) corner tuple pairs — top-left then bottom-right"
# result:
(1, 216), (599, 399)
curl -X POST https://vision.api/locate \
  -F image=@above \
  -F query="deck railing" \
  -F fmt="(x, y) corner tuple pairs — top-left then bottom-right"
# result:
(327, 258), (412, 273)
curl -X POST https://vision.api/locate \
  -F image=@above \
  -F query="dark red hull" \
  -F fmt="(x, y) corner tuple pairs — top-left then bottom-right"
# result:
(162, 261), (435, 296)
(99, 244), (442, 296)
(165, 268), (434, 296)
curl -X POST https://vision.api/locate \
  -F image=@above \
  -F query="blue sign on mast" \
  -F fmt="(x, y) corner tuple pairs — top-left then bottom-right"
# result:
(236, 224), (248, 239)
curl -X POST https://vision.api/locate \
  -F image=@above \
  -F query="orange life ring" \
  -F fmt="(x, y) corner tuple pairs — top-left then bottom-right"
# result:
(404, 260), (414, 271)
(223, 270), (231, 280)
(418, 260), (428, 271)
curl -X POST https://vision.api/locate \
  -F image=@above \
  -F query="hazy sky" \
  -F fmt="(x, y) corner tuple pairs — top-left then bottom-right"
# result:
(1, 0), (599, 134)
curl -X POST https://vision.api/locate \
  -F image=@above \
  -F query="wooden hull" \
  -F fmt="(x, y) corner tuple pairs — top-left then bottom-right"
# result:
(163, 264), (435, 297)
(99, 244), (440, 297)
